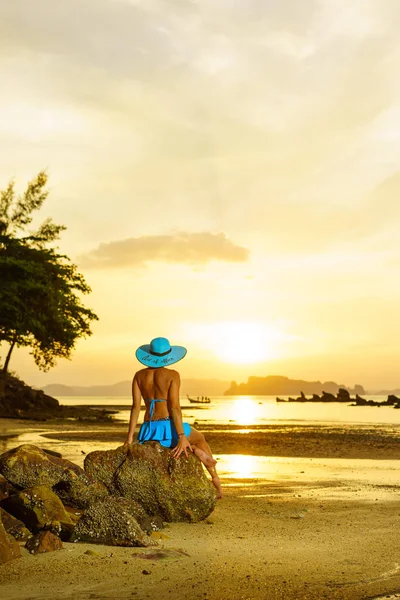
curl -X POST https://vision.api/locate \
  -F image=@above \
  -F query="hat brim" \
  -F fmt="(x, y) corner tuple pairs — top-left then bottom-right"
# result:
(135, 345), (187, 368)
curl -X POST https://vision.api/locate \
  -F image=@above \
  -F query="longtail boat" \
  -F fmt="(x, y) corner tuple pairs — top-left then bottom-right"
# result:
(187, 395), (211, 404)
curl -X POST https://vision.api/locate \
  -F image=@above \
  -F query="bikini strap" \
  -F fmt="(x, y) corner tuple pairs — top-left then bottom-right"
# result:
(148, 399), (166, 423)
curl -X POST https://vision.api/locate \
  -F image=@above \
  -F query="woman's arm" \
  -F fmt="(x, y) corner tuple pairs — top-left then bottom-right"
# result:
(125, 375), (142, 444)
(168, 372), (192, 459)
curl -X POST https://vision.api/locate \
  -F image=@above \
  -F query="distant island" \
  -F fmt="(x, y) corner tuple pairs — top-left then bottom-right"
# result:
(44, 375), (400, 399)
(44, 378), (230, 397)
(374, 388), (400, 396)
(224, 376), (365, 396)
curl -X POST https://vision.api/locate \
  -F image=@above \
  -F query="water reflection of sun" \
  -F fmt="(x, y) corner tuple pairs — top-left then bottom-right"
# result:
(230, 397), (262, 425)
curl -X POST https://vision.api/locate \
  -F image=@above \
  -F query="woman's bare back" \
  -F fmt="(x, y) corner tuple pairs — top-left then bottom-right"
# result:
(135, 367), (179, 421)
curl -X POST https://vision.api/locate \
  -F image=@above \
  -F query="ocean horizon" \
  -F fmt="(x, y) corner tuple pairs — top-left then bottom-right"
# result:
(56, 394), (400, 428)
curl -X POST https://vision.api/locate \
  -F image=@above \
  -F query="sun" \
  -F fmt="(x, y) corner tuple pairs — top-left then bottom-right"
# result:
(209, 321), (280, 364)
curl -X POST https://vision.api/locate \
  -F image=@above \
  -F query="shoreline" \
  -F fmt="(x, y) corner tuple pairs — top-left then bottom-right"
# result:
(2, 417), (400, 598)
(2, 418), (400, 461)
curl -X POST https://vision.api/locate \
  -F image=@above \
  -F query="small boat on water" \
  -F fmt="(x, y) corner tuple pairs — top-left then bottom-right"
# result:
(187, 395), (211, 404)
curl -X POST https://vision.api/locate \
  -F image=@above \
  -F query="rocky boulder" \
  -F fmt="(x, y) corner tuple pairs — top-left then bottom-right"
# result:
(82, 444), (128, 495)
(0, 444), (108, 508)
(85, 442), (217, 522)
(70, 497), (156, 547)
(0, 514), (20, 564)
(25, 530), (63, 554)
(1, 484), (74, 539)
(0, 473), (17, 501)
(0, 444), (87, 488)
(0, 507), (31, 541)
(51, 470), (108, 509)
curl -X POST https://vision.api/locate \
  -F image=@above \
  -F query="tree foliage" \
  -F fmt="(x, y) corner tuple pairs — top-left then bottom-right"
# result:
(0, 172), (98, 372)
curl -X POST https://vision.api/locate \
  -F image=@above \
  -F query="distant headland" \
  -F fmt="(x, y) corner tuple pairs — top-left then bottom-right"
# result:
(44, 378), (230, 397)
(44, 375), (400, 398)
(224, 376), (365, 396)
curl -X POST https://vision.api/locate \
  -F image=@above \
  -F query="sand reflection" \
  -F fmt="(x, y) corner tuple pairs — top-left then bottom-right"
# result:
(217, 453), (400, 491)
(219, 454), (267, 479)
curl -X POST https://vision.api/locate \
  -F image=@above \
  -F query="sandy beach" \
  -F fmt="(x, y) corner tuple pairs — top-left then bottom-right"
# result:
(1, 417), (400, 599)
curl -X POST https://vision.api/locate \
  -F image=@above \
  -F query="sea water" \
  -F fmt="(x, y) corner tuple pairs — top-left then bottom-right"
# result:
(57, 394), (400, 427)
(3, 395), (400, 484)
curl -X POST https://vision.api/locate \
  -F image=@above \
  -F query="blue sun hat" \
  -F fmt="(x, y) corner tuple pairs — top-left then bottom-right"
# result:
(135, 337), (187, 368)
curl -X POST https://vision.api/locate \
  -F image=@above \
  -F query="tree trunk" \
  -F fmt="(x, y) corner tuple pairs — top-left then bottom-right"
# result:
(2, 334), (17, 374)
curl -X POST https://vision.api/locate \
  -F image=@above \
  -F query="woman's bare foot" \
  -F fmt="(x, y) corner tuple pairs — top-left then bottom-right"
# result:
(208, 467), (223, 499)
(191, 446), (222, 499)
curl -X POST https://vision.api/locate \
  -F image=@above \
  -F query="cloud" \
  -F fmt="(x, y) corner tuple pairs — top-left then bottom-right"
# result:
(78, 232), (249, 269)
(2, 0), (400, 256)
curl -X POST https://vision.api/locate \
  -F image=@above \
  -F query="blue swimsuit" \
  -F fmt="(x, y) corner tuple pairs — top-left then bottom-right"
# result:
(137, 399), (191, 448)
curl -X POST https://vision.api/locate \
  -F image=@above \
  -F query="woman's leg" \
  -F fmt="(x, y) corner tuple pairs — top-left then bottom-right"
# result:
(188, 428), (216, 466)
(188, 427), (222, 499)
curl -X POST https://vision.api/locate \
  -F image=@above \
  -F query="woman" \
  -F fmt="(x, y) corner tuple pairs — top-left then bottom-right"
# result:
(125, 337), (222, 498)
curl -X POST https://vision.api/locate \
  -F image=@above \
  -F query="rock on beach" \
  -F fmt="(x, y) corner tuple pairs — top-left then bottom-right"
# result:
(25, 530), (63, 554)
(0, 473), (17, 501)
(84, 441), (217, 522)
(1, 484), (74, 538)
(0, 444), (108, 508)
(0, 441), (217, 554)
(0, 507), (31, 541)
(0, 444), (88, 488)
(70, 496), (156, 547)
(0, 513), (20, 564)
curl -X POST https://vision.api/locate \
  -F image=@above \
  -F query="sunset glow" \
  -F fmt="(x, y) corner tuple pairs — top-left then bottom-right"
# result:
(212, 322), (278, 364)
(1, 1), (400, 391)
(189, 321), (284, 365)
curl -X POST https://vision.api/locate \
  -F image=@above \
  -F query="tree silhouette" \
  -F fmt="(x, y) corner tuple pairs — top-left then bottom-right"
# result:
(0, 172), (98, 373)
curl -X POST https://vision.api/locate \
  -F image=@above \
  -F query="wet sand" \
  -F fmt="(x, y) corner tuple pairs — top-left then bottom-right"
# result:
(1, 417), (400, 599)
(2, 419), (399, 460)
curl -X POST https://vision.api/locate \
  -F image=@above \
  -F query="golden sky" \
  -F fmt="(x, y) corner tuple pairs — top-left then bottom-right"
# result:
(2, 0), (400, 390)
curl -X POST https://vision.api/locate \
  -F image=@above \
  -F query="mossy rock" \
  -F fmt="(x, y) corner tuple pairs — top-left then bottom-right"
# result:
(0, 445), (108, 508)
(70, 497), (156, 547)
(0, 474), (17, 501)
(83, 445), (129, 495)
(85, 442), (217, 522)
(0, 444), (88, 488)
(0, 507), (31, 541)
(1, 484), (74, 538)
(0, 513), (20, 564)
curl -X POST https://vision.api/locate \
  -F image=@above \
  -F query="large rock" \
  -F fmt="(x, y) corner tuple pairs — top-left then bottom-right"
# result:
(70, 497), (156, 547)
(82, 445), (128, 495)
(0, 444), (87, 488)
(1, 484), (74, 538)
(0, 445), (108, 508)
(0, 514), (20, 564)
(0, 507), (31, 541)
(85, 442), (217, 522)
(51, 470), (108, 509)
